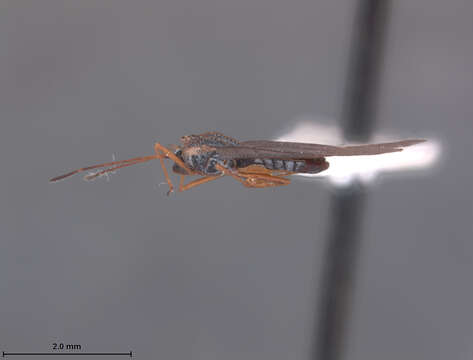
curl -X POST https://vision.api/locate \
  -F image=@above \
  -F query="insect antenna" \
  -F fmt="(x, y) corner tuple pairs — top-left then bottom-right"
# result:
(49, 155), (159, 182)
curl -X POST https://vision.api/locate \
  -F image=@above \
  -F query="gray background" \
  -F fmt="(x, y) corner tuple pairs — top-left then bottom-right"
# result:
(1, 1), (472, 359)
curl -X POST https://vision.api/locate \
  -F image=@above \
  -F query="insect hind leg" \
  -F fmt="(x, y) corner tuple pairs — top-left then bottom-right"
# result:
(240, 173), (291, 188)
(215, 163), (291, 188)
(178, 174), (221, 192)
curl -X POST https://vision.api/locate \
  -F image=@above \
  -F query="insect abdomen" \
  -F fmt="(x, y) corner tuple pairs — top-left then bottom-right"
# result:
(236, 157), (329, 174)
(236, 158), (304, 172)
(266, 159), (305, 172)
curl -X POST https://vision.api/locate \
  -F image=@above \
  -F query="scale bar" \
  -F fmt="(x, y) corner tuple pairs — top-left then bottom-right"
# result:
(2, 352), (132, 357)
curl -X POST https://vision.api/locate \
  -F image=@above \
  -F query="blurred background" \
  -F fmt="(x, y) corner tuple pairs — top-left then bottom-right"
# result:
(1, 1), (472, 359)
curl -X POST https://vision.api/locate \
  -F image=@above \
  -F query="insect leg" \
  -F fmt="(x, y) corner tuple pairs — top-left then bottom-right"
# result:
(154, 142), (196, 194)
(151, 145), (175, 194)
(160, 157), (175, 195)
(214, 163), (290, 188)
(237, 164), (273, 175)
(153, 143), (193, 174)
(214, 164), (249, 186)
(178, 175), (221, 192)
(237, 164), (295, 177)
(238, 173), (291, 188)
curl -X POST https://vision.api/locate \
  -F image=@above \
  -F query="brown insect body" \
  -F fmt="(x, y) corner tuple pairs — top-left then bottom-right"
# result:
(50, 131), (424, 193)
(173, 132), (329, 176)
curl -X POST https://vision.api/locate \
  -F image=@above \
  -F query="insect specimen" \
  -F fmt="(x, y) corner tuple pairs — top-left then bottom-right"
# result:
(50, 132), (425, 193)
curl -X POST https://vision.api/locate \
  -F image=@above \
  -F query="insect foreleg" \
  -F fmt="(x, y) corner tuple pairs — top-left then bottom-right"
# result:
(154, 142), (198, 195)
(160, 157), (175, 195)
(153, 143), (193, 175)
(152, 144), (177, 195)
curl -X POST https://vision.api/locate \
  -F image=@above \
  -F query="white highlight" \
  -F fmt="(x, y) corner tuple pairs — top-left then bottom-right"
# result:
(276, 120), (441, 187)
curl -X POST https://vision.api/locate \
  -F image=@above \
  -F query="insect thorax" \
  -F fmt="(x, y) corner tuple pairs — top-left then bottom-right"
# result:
(173, 146), (232, 175)
(181, 133), (240, 148)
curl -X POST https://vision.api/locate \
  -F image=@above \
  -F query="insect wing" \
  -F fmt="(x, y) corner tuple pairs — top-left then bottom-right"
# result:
(215, 139), (425, 160)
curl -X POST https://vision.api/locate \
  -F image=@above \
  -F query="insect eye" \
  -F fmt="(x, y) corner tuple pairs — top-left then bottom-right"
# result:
(174, 149), (182, 157)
